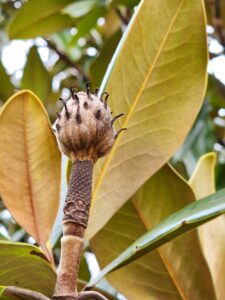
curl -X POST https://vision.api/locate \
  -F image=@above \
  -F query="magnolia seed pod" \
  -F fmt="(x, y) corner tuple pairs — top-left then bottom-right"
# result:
(55, 84), (125, 163)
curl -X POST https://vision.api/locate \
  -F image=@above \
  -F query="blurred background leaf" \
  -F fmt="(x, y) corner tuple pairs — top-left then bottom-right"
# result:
(7, 0), (74, 39)
(0, 61), (14, 101)
(21, 46), (51, 102)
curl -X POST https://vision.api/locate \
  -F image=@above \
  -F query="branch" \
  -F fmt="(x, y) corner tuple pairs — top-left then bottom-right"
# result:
(4, 286), (51, 300)
(76, 291), (108, 300)
(44, 39), (89, 81)
(212, 0), (225, 52)
(115, 8), (129, 25)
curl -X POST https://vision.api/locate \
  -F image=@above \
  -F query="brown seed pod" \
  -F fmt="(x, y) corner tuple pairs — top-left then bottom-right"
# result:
(55, 86), (125, 163)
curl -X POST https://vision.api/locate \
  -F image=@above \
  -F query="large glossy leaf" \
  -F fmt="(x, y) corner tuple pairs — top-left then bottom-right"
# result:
(0, 62), (14, 102)
(0, 241), (56, 297)
(21, 46), (51, 103)
(189, 153), (225, 300)
(87, 0), (208, 239)
(7, 0), (74, 39)
(90, 165), (216, 299)
(0, 91), (61, 255)
(89, 187), (225, 295)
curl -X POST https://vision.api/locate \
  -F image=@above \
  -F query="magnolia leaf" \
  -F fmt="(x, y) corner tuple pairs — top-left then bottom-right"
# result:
(62, 0), (98, 18)
(90, 30), (122, 87)
(69, 7), (106, 45)
(87, 0), (208, 240)
(90, 165), (216, 299)
(0, 62), (14, 102)
(21, 46), (51, 103)
(0, 91), (61, 258)
(0, 241), (56, 298)
(7, 0), (74, 39)
(189, 152), (225, 300)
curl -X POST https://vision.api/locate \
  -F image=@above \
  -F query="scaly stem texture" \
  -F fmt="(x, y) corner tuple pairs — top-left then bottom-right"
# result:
(63, 160), (93, 237)
(54, 160), (93, 298)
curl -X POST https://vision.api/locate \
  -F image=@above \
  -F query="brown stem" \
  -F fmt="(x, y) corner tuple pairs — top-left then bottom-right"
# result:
(4, 286), (50, 300)
(44, 39), (90, 81)
(54, 160), (93, 299)
(76, 291), (108, 300)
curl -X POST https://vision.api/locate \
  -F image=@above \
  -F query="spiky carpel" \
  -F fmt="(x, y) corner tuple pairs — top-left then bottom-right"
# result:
(54, 84), (125, 299)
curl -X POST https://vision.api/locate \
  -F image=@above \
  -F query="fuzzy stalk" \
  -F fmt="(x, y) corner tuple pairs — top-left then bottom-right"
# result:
(54, 160), (93, 299)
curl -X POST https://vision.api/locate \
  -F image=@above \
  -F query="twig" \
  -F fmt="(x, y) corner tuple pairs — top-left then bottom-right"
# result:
(44, 39), (89, 81)
(4, 286), (51, 300)
(212, 0), (225, 52)
(115, 8), (130, 25)
(76, 291), (108, 300)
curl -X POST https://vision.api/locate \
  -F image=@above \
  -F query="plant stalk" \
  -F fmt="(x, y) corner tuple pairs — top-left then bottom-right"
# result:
(54, 160), (93, 299)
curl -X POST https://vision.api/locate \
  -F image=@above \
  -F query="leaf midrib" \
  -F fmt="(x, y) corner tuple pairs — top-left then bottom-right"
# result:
(92, 0), (185, 204)
(131, 198), (185, 300)
(23, 94), (42, 245)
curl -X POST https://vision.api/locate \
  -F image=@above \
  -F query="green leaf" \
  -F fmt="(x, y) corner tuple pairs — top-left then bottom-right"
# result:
(0, 91), (61, 259)
(0, 233), (8, 241)
(0, 241), (56, 297)
(21, 46), (51, 103)
(90, 165), (216, 299)
(110, 0), (140, 7)
(0, 286), (7, 300)
(7, 0), (74, 39)
(0, 62), (14, 101)
(69, 6), (106, 45)
(89, 180), (225, 296)
(207, 75), (225, 108)
(90, 30), (122, 87)
(189, 153), (225, 300)
(172, 103), (215, 177)
(62, 0), (99, 18)
(78, 256), (91, 282)
(87, 0), (208, 240)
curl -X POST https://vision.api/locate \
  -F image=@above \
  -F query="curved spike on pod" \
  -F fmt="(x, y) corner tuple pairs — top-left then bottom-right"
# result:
(70, 86), (78, 94)
(100, 92), (109, 102)
(115, 128), (127, 139)
(70, 86), (79, 102)
(59, 98), (70, 119)
(111, 113), (124, 126)
(86, 82), (92, 99)
(95, 88), (100, 96)
(104, 94), (109, 109)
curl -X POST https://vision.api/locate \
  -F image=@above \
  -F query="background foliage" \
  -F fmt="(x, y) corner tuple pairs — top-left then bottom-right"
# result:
(0, 0), (225, 299)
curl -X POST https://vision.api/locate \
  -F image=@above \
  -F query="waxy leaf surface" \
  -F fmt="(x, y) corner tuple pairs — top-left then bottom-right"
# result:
(87, 0), (208, 239)
(8, 0), (74, 39)
(21, 46), (51, 103)
(0, 62), (14, 102)
(90, 165), (216, 300)
(0, 91), (61, 252)
(190, 153), (225, 300)
(0, 241), (56, 297)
